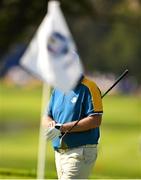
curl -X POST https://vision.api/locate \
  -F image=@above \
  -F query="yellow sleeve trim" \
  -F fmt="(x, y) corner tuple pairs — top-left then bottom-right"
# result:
(82, 77), (103, 112)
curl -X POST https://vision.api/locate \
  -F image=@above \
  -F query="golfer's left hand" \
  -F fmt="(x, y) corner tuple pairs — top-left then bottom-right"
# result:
(44, 124), (62, 141)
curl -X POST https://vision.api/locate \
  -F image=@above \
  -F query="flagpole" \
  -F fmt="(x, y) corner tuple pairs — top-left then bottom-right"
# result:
(37, 1), (54, 179)
(37, 83), (51, 179)
(37, 1), (51, 178)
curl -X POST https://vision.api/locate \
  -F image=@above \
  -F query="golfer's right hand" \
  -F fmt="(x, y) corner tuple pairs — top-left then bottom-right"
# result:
(44, 126), (61, 141)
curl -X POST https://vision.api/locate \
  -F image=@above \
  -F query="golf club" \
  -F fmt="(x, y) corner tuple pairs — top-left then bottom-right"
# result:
(59, 69), (129, 147)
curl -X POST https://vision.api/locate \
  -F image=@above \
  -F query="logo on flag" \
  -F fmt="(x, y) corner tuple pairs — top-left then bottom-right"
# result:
(47, 32), (69, 57)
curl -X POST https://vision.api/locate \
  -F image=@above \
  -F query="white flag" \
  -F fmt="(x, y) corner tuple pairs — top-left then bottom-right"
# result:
(20, 0), (83, 92)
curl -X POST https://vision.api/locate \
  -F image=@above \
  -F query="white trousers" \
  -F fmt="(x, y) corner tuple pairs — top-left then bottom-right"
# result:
(55, 144), (97, 180)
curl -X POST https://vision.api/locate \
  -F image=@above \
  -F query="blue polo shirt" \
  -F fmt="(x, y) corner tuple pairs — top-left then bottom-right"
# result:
(47, 76), (103, 150)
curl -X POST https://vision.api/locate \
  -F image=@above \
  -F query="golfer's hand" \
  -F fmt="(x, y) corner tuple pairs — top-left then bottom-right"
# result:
(44, 124), (62, 141)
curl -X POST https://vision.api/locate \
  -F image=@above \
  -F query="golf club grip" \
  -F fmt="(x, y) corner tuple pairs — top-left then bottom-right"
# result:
(101, 69), (128, 98)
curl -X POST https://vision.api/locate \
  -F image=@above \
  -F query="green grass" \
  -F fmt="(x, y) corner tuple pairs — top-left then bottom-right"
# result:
(0, 82), (141, 179)
(0, 130), (56, 179)
(102, 95), (141, 127)
(0, 82), (42, 123)
(94, 128), (141, 179)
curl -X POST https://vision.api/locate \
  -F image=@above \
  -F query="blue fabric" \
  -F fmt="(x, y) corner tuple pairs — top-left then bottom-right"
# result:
(47, 82), (101, 149)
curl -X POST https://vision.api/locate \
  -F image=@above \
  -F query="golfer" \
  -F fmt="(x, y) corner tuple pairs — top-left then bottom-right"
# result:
(42, 75), (103, 179)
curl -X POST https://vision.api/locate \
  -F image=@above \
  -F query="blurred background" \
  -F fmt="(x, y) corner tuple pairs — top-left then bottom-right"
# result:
(0, 0), (141, 179)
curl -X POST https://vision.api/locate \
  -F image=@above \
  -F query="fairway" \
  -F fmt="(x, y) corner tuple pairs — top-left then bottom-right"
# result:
(0, 83), (141, 179)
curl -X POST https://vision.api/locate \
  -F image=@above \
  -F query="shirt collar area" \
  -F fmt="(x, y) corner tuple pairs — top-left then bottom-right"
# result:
(73, 74), (84, 90)
(54, 75), (84, 94)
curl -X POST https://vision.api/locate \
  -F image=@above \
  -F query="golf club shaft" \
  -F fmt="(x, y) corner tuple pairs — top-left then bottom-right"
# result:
(60, 69), (129, 143)
(101, 69), (128, 98)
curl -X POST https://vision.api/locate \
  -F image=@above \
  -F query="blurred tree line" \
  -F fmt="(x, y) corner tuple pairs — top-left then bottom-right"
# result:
(0, 0), (141, 83)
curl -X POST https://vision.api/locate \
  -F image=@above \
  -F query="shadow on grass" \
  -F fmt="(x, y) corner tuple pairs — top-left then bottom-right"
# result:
(0, 168), (36, 179)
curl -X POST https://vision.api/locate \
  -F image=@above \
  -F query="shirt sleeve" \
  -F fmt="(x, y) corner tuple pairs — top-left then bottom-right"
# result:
(83, 85), (103, 117)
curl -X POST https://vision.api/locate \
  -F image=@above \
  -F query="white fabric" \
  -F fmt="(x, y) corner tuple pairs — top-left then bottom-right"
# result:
(45, 127), (61, 141)
(55, 144), (98, 179)
(20, 1), (83, 92)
